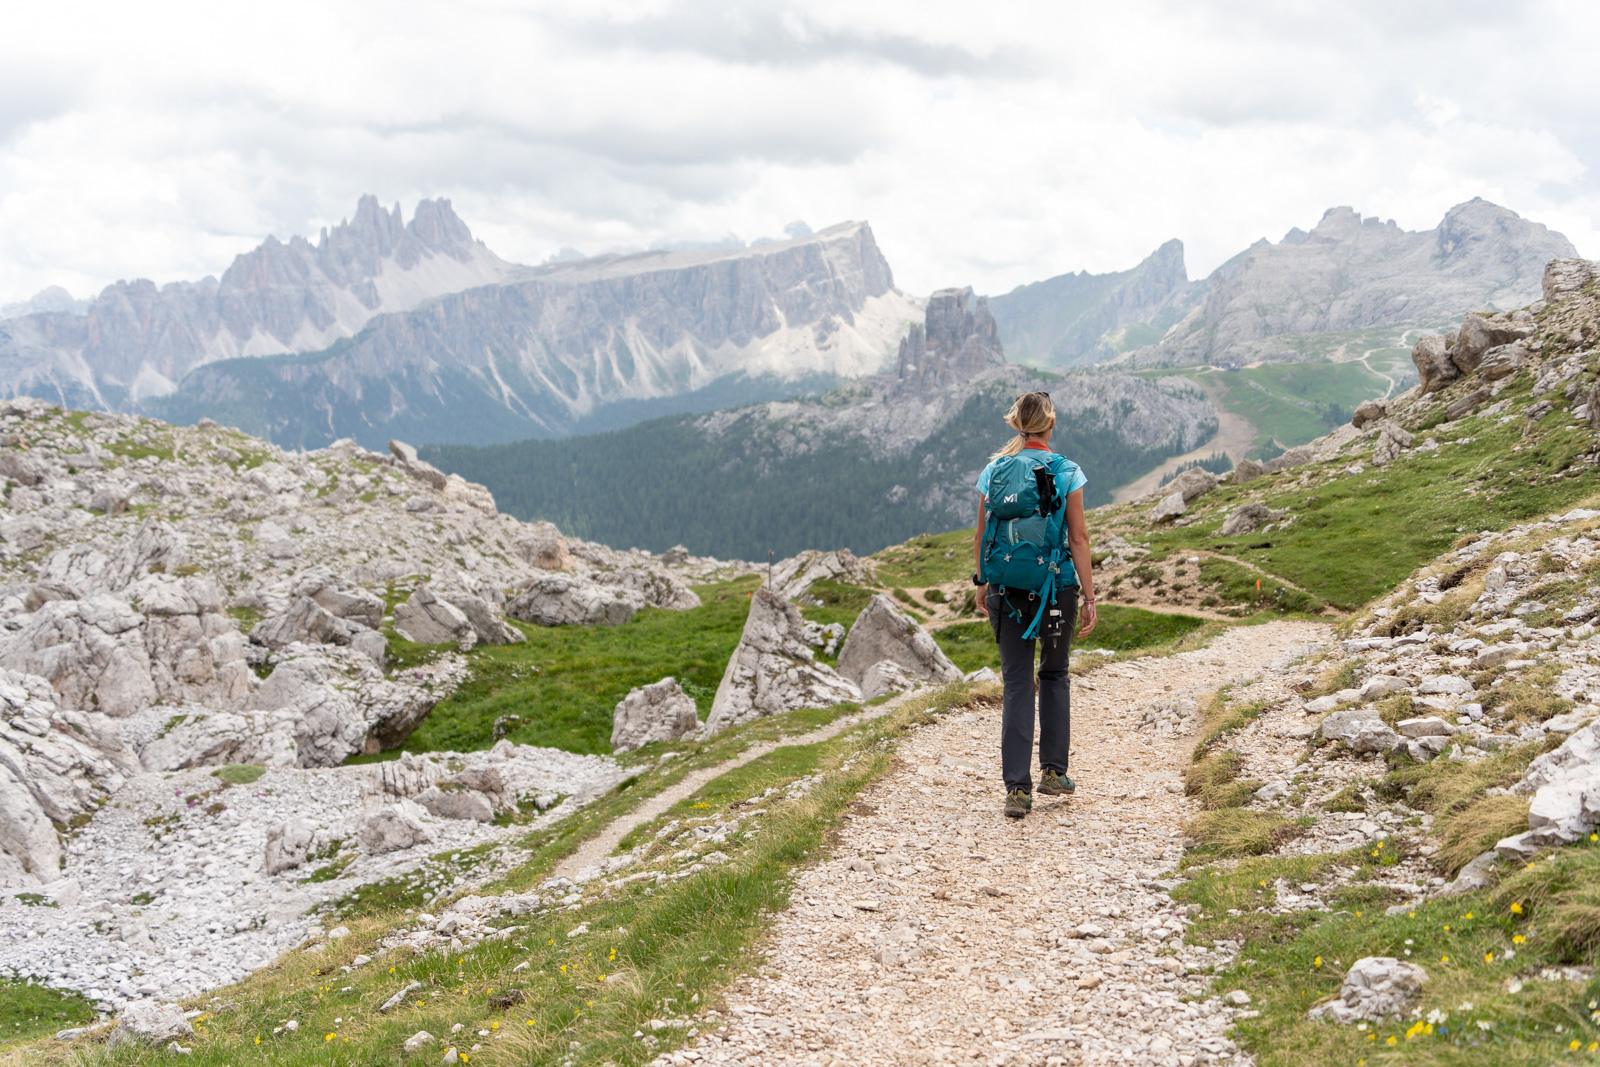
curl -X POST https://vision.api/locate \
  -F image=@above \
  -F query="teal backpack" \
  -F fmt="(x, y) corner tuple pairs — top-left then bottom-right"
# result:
(979, 451), (1079, 639)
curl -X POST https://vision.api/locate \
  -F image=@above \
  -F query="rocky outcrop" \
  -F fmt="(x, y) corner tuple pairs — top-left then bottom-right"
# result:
(1350, 399), (1387, 429)
(894, 287), (1006, 394)
(507, 576), (640, 627)
(394, 584), (476, 648)
(0, 670), (137, 884)
(770, 549), (875, 601)
(704, 589), (861, 735)
(108, 1001), (195, 1048)
(836, 595), (963, 690)
(1149, 491), (1186, 523)
(611, 678), (700, 753)
(1217, 503), (1287, 537)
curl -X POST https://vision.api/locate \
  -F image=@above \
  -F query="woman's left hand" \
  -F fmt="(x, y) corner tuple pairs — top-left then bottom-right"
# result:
(1078, 598), (1097, 638)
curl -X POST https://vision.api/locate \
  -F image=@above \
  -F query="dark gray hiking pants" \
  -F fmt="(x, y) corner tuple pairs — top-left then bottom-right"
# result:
(987, 586), (1077, 795)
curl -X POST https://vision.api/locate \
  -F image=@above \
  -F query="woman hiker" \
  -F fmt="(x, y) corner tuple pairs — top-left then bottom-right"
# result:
(972, 391), (1097, 819)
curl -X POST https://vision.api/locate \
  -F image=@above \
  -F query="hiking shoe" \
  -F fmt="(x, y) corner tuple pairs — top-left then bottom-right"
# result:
(1004, 789), (1032, 819)
(1038, 769), (1076, 796)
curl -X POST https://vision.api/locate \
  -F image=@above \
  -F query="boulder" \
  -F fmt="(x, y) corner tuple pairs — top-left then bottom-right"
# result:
(1370, 421), (1414, 466)
(1350, 399), (1387, 429)
(594, 566), (701, 611)
(1445, 386), (1492, 421)
(1453, 313), (1533, 374)
(87, 483), (131, 516)
(359, 800), (435, 854)
(769, 549), (876, 600)
(1320, 708), (1399, 754)
(394, 584), (475, 648)
(1478, 342), (1527, 381)
(250, 596), (359, 649)
(1418, 675), (1474, 697)
(264, 817), (318, 874)
(1512, 721), (1600, 795)
(703, 588), (861, 735)
(292, 569), (385, 629)
(415, 786), (495, 823)
(1403, 735), (1453, 762)
(439, 590), (523, 646)
(513, 521), (576, 572)
(387, 439), (448, 490)
(1357, 675), (1410, 700)
(1218, 503), (1286, 538)
(611, 677), (700, 753)
(108, 1002), (195, 1048)
(1411, 335), (1459, 393)
(1436, 850), (1499, 897)
(861, 659), (919, 700)
(1165, 467), (1219, 503)
(1397, 717), (1456, 738)
(1231, 458), (1265, 484)
(836, 594), (962, 689)
(1148, 491), (1186, 523)
(802, 621), (845, 656)
(507, 575), (638, 627)
(1307, 957), (1428, 1023)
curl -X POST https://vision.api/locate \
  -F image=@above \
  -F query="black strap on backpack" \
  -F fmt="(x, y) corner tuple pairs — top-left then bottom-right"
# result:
(1033, 465), (1057, 518)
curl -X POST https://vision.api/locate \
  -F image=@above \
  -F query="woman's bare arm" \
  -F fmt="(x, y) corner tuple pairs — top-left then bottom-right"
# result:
(1064, 488), (1097, 637)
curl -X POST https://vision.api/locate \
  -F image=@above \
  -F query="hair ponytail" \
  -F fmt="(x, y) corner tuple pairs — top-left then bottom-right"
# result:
(990, 392), (1056, 459)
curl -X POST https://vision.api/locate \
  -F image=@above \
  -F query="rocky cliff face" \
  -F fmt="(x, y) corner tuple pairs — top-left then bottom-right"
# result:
(988, 239), (1199, 369)
(1126, 199), (1576, 368)
(0, 196), (516, 407)
(150, 221), (919, 448)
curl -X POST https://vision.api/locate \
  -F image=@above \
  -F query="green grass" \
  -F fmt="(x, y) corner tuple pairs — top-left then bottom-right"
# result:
(796, 579), (875, 631)
(402, 576), (761, 755)
(869, 528), (973, 586)
(0, 978), (96, 1045)
(1209, 359), (1395, 452)
(212, 764), (265, 785)
(1185, 839), (1600, 1066)
(1135, 385), (1598, 610)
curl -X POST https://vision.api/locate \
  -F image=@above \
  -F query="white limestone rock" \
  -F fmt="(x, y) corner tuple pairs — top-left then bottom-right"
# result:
(769, 549), (875, 600)
(860, 659), (919, 700)
(611, 677), (699, 753)
(835, 594), (961, 689)
(394, 584), (476, 648)
(108, 1002), (195, 1048)
(703, 588), (860, 735)
(264, 817), (318, 875)
(1218, 503), (1286, 538)
(506, 575), (639, 627)
(1148, 491), (1186, 523)
(359, 800), (436, 854)
(1308, 957), (1428, 1023)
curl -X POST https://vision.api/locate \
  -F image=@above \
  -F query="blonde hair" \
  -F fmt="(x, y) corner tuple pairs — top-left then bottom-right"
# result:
(990, 392), (1056, 459)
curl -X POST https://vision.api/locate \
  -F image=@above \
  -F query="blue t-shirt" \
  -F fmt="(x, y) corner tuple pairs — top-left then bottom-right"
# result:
(975, 448), (1086, 501)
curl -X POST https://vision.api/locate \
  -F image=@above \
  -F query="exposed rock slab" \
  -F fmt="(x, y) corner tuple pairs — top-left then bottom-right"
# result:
(835, 594), (962, 689)
(704, 589), (860, 735)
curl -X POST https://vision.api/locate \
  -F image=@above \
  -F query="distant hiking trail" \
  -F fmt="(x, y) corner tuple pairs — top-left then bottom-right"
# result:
(687, 620), (1330, 1067)
(1113, 372), (1258, 504)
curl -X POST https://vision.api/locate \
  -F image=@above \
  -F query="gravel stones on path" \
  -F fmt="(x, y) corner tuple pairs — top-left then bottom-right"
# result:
(684, 621), (1328, 1067)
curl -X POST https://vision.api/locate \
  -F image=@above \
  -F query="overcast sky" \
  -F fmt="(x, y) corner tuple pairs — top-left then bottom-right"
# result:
(3, 0), (1598, 304)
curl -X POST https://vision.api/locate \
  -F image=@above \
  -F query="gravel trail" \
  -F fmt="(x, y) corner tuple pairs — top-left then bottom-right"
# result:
(685, 620), (1330, 1067)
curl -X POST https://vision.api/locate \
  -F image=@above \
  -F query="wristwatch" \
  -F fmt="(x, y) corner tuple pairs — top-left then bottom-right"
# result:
(971, 572), (984, 586)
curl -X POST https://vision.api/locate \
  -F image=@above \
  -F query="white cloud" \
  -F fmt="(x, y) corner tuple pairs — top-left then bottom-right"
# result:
(1, 0), (1596, 303)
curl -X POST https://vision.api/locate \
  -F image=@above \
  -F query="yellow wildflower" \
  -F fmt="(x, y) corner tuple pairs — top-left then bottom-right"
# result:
(1485, 952), (1494, 963)
(1314, 956), (1322, 968)
(325, 1033), (336, 1042)
(1386, 1036), (1397, 1046)
(1511, 903), (1523, 915)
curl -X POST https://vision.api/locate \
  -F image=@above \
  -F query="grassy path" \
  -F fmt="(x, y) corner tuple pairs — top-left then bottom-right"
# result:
(552, 697), (909, 881)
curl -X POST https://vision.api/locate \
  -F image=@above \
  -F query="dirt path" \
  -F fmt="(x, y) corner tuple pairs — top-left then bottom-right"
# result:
(1112, 373), (1257, 505)
(686, 620), (1330, 1067)
(553, 697), (914, 881)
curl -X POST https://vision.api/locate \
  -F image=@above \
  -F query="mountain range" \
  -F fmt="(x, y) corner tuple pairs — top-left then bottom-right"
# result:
(424, 288), (1218, 558)
(989, 198), (1574, 371)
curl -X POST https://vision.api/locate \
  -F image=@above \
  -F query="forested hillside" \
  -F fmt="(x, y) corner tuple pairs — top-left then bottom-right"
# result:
(423, 382), (1181, 559)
